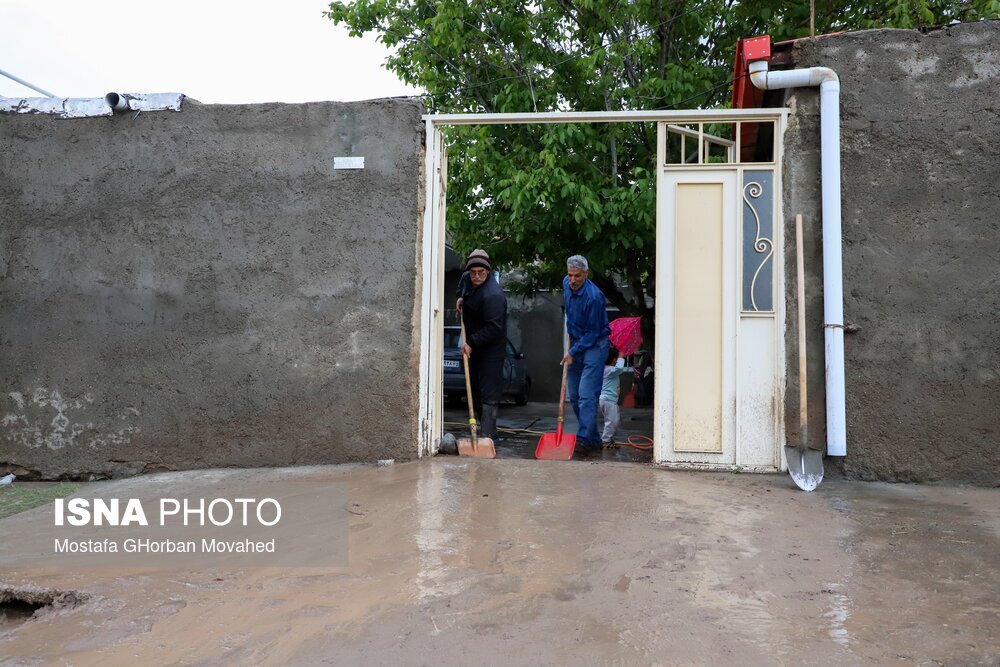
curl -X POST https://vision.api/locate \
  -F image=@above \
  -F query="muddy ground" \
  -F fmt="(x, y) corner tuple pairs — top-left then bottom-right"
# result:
(1, 460), (998, 665)
(444, 402), (655, 462)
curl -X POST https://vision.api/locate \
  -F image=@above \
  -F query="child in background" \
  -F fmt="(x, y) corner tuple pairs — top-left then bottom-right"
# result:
(600, 345), (633, 446)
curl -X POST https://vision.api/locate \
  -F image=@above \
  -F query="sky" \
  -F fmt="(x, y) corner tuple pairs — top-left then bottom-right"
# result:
(0, 0), (421, 103)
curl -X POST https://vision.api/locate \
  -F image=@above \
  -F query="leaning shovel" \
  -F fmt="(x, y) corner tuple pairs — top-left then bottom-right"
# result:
(786, 213), (824, 491)
(456, 318), (496, 459)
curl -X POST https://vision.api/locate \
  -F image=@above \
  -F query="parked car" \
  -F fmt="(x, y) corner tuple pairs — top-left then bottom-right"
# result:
(442, 326), (531, 405)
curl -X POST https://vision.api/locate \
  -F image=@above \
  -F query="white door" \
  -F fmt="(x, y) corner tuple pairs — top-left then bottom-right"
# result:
(654, 124), (783, 470)
(655, 169), (739, 466)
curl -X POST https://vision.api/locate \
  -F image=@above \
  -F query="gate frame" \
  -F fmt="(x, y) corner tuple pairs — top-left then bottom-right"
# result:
(417, 109), (789, 468)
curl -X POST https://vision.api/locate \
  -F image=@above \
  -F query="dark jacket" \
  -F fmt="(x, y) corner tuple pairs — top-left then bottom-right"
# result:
(461, 275), (507, 358)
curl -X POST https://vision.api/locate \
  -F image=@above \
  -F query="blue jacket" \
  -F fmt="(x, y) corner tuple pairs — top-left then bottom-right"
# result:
(563, 276), (610, 358)
(601, 359), (633, 402)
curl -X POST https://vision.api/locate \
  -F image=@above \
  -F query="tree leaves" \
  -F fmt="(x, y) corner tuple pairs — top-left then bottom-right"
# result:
(326, 0), (996, 325)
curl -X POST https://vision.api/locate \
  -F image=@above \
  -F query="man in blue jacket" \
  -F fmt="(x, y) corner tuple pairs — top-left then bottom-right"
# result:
(562, 255), (610, 453)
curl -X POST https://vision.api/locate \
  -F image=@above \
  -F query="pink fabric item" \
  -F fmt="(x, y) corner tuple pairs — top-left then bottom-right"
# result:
(609, 316), (643, 356)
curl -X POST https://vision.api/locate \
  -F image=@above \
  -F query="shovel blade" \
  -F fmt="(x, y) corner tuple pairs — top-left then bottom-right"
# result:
(457, 437), (496, 459)
(785, 445), (824, 492)
(535, 432), (577, 460)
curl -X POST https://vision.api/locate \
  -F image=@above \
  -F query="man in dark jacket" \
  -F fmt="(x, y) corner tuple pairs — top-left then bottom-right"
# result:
(457, 249), (507, 439)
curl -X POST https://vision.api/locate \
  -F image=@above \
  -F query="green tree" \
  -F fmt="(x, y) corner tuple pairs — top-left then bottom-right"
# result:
(326, 0), (996, 348)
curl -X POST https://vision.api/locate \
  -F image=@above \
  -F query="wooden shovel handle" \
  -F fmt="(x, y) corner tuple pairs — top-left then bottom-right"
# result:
(796, 214), (808, 449)
(556, 333), (570, 439)
(460, 318), (477, 449)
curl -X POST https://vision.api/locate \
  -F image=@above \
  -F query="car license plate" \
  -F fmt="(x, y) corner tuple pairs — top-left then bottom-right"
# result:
(443, 360), (460, 369)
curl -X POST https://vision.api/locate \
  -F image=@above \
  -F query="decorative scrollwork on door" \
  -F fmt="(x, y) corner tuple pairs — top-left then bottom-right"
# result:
(742, 172), (774, 312)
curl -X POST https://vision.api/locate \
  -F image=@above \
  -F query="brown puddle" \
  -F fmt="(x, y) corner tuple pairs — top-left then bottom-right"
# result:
(0, 460), (997, 664)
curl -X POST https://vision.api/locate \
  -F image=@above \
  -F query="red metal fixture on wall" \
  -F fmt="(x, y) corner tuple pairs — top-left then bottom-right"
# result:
(732, 35), (772, 160)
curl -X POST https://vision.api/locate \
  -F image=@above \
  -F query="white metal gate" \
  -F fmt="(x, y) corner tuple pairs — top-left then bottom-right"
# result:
(655, 120), (785, 470)
(419, 110), (787, 471)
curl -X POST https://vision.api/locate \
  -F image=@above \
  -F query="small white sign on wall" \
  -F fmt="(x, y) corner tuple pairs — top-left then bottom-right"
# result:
(333, 156), (365, 169)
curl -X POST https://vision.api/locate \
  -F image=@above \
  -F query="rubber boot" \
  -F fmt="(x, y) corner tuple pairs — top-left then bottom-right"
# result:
(481, 403), (498, 439)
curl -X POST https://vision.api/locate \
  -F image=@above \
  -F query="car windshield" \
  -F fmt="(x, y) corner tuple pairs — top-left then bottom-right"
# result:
(443, 329), (461, 349)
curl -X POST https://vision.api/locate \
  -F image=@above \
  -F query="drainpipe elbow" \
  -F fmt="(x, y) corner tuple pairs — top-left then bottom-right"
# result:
(814, 69), (840, 98)
(748, 61), (839, 91)
(748, 60), (770, 89)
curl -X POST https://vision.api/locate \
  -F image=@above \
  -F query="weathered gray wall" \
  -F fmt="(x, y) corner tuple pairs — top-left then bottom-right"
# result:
(783, 22), (1000, 483)
(506, 292), (565, 401)
(0, 97), (425, 478)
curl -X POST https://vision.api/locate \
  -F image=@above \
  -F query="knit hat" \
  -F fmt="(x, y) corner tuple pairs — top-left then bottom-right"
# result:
(465, 249), (491, 271)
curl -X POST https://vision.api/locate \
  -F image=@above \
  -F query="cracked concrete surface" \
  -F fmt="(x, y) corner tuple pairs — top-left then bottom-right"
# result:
(0, 98), (425, 479)
(1, 461), (997, 665)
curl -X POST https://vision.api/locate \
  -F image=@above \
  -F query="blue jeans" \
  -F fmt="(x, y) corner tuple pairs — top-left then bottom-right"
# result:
(566, 338), (609, 446)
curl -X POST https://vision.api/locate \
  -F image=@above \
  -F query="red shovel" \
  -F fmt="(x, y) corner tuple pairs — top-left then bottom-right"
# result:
(535, 337), (576, 460)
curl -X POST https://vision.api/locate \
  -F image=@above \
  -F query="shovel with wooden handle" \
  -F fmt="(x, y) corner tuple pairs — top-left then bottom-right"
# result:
(535, 333), (577, 460)
(786, 213), (824, 491)
(456, 318), (496, 459)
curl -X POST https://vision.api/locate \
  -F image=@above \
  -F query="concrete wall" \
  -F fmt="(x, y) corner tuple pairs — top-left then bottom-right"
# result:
(782, 22), (1000, 483)
(0, 97), (425, 478)
(506, 292), (565, 401)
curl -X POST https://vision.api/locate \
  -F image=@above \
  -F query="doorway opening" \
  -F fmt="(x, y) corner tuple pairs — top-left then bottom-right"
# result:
(417, 110), (787, 471)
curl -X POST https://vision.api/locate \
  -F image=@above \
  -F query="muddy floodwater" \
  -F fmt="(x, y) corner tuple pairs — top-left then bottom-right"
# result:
(1, 460), (998, 665)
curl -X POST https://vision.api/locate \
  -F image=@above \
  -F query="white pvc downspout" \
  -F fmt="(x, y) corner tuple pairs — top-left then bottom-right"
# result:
(749, 59), (847, 457)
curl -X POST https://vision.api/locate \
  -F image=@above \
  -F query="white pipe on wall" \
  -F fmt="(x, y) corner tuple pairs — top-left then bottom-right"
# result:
(104, 93), (129, 112)
(748, 59), (847, 457)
